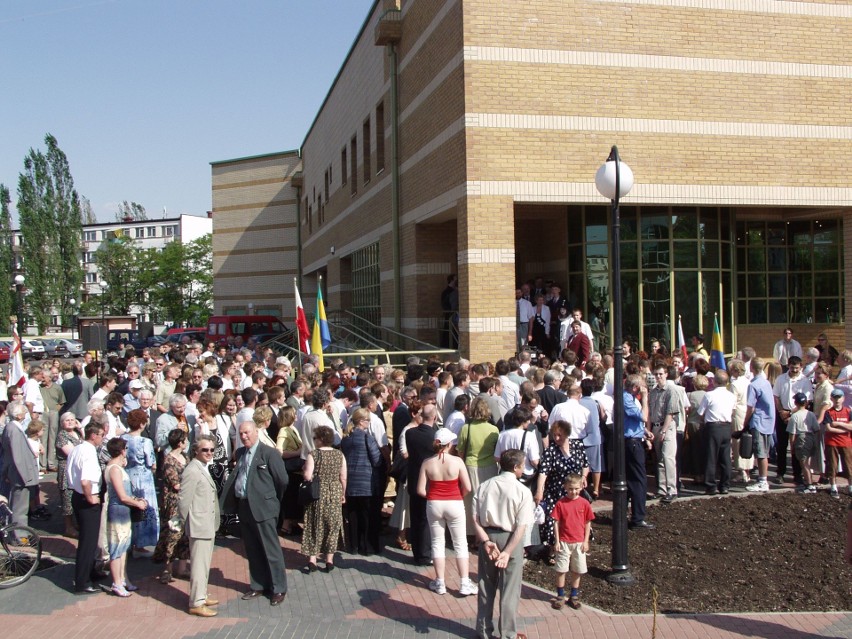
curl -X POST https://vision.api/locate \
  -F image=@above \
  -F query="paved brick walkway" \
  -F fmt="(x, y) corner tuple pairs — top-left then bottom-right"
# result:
(1, 529), (849, 639)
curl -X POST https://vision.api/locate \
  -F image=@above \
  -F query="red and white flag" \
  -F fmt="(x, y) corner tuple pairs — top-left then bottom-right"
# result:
(9, 321), (27, 387)
(677, 315), (688, 364)
(294, 281), (311, 355)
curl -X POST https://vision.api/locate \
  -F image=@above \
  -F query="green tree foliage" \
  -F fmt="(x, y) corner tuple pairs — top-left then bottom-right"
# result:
(16, 134), (84, 333)
(17, 149), (59, 333)
(0, 185), (13, 332)
(148, 234), (212, 326)
(115, 200), (147, 222)
(94, 233), (154, 315)
(80, 196), (97, 224)
(45, 134), (85, 327)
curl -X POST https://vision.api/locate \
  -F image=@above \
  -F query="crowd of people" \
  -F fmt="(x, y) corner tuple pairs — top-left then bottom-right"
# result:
(0, 320), (849, 634)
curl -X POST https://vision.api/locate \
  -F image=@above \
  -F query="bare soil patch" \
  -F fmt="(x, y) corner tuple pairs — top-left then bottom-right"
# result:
(523, 491), (851, 614)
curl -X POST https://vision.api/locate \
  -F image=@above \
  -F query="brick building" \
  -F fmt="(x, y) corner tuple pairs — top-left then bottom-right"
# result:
(212, 0), (852, 362)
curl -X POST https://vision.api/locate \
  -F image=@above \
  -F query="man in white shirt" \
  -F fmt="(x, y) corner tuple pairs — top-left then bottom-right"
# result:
(697, 370), (737, 495)
(444, 394), (470, 436)
(548, 383), (590, 441)
(496, 360), (521, 417)
(773, 327), (803, 372)
(516, 288), (534, 352)
(23, 366), (45, 420)
(300, 388), (334, 459)
(572, 309), (596, 351)
(67, 422), (106, 594)
(772, 355), (812, 485)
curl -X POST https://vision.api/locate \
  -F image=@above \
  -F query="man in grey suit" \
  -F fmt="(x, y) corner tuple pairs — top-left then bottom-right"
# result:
(179, 434), (221, 617)
(1, 402), (40, 526)
(61, 361), (92, 420)
(221, 421), (288, 606)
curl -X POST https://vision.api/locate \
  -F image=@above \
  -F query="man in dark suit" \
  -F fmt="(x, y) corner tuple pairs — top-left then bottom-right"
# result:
(61, 361), (92, 420)
(133, 389), (162, 441)
(221, 421), (288, 605)
(405, 403), (439, 565)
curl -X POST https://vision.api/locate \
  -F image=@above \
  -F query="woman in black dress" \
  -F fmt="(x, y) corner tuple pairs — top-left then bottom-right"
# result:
(534, 420), (589, 546)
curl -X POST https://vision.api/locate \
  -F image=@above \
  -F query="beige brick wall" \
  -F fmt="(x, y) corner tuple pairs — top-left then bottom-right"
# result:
(211, 152), (301, 317)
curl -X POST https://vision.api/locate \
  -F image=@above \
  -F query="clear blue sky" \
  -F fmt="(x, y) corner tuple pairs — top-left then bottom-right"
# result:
(1, 0), (375, 225)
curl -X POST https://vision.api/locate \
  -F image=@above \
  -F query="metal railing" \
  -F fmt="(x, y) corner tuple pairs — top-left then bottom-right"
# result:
(261, 310), (459, 369)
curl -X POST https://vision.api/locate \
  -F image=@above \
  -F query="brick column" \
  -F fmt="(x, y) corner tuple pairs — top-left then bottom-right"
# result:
(845, 209), (852, 349)
(457, 195), (516, 362)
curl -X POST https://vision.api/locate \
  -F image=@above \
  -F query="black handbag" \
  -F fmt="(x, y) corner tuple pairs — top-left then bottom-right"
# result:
(130, 504), (146, 522)
(389, 453), (407, 482)
(298, 479), (320, 506)
(739, 430), (754, 459)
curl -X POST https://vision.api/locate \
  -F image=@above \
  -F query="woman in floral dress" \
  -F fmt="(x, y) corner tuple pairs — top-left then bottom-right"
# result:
(152, 429), (190, 583)
(123, 409), (160, 553)
(301, 425), (347, 573)
(56, 412), (83, 537)
(534, 419), (589, 546)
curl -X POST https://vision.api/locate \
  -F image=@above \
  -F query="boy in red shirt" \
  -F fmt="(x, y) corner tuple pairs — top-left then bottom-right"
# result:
(549, 474), (594, 610)
(823, 389), (852, 498)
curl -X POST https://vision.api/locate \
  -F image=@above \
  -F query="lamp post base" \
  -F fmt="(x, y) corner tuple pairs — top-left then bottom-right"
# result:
(606, 570), (636, 586)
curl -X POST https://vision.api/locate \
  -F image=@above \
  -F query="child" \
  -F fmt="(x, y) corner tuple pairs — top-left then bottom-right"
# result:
(787, 392), (820, 493)
(25, 420), (48, 521)
(549, 474), (595, 610)
(823, 388), (852, 498)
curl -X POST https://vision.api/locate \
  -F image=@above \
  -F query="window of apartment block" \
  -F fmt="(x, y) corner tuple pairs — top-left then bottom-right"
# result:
(341, 147), (347, 186)
(318, 195), (324, 226)
(84, 231), (97, 242)
(164, 225), (175, 237)
(308, 204), (313, 235)
(135, 228), (144, 238)
(350, 136), (357, 195)
(376, 101), (385, 173)
(324, 169), (329, 202)
(86, 272), (97, 283)
(363, 117), (371, 184)
(147, 226), (156, 237)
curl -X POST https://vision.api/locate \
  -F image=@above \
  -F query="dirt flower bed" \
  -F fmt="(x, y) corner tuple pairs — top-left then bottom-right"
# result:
(523, 492), (851, 614)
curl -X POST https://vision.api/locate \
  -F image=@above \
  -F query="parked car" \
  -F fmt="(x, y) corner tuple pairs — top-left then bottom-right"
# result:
(206, 315), (287, 346)
(41, 338), (84, 358)
(21, 340), (46, 360)
(164, 327), (206, 345)
(106, 330), (163, 353)
(0, 341), (9, 364)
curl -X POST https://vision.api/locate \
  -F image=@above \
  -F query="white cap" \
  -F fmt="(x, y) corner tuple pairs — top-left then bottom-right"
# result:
(434, 428), (457, 447)
(129, 379), (144, 390)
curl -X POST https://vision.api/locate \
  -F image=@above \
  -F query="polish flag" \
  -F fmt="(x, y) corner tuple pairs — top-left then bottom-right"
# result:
(9, 321), (26, 387)
(294, 281), (311, 354)
(677, 316), (688, 364)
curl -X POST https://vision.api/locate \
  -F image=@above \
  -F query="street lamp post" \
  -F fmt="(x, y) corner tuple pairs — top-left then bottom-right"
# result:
(595, 146), (635, 586)
(69, 297), (77, 340)
(99, 279), (108, 367)
(13, 274), (25, 332)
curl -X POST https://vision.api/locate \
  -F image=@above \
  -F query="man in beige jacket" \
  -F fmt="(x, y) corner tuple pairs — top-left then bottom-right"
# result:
(179, 434), (220, 617)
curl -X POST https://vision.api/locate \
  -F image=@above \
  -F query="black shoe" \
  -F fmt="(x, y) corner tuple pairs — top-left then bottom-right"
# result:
(705, 488), (719, 496)
(661, 495), (675, 504)
(323, 563), (336, 573)
(270, 592), (286, 606)
(628, 520), (655, 530)
(647, 494), (661, 500)
(241, 590), (263, 600)
(300, 563), (318, 574)
(719, 488), (729, 495)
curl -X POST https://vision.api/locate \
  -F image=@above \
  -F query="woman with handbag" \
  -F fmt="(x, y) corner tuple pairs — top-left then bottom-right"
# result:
(389, 399), (423, 551)
(728, 359), (754, 483)
(341, 408), (383, 555)
(104, 437), (148, 597)
(300, 425), (347, 573)
(275, 406), (304, 535)
(152, 429), (191, 584)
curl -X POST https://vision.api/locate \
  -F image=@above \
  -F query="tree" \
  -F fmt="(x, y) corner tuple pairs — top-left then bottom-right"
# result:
(0, 185), (13, 333)
(16, 134), (84, 333)
(94, 233), (152, 315)
(17, 149), (59, 333)
(80, 196), (97, 224)
(115, 200), (147, 222)
(147, 233), (212, 326)
(45, 134), (84, 328)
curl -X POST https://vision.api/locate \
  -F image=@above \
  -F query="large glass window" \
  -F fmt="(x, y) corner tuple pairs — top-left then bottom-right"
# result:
(351, 242), (381, 327)
(735, 219), (844, 324)
(566, 205), (735, 353)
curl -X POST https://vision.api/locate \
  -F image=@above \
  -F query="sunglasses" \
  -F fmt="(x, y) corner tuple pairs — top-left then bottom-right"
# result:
(198, 447), (215, 453)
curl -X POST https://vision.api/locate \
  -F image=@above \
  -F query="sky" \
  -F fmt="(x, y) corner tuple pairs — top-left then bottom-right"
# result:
(0, 0), (375, 225)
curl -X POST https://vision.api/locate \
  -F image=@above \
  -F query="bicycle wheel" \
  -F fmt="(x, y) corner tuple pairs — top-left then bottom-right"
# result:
(0, 525), (42, 588)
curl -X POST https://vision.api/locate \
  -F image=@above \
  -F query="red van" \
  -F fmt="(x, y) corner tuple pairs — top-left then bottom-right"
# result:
(206, 315), (286, 346)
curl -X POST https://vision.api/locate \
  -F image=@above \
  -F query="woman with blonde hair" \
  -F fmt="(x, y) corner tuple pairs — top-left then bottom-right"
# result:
(727, 359), (754, 483)
(275, 405), (303, 535)
(456, 396), (499, 542)
(341, 408), (383, 554)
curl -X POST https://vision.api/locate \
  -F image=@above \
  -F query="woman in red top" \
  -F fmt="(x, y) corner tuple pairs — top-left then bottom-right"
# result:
(417, 428), (475, 596)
